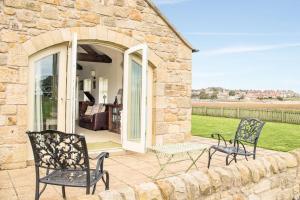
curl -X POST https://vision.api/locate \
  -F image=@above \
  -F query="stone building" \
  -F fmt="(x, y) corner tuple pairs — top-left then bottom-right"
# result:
(0, 0), (196, 169)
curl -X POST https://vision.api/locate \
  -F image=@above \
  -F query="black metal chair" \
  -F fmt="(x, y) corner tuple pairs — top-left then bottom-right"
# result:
(27, 130), (109, 200)
(207, 118), (265, 168)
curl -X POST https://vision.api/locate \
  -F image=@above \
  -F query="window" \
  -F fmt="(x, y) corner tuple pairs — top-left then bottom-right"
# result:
(83, 79), (91, 101)
(99, 77), (108, 104)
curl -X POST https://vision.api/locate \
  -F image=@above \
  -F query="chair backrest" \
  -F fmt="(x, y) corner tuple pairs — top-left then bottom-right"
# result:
(27, 130), (89, 170)
(234, 118), (265, 145)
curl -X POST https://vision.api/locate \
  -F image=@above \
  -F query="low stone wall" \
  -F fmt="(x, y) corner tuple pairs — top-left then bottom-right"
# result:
(77, 149), (300, 200)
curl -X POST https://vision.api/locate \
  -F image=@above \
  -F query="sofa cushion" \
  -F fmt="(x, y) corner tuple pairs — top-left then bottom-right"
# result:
(85, 106), (93, 115)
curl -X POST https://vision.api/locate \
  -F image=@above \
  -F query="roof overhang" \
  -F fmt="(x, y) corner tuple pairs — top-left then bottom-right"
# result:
(145, 0), (199, 53)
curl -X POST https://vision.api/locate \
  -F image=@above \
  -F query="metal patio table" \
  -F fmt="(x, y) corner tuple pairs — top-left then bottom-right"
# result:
(148, 142), (208, 179)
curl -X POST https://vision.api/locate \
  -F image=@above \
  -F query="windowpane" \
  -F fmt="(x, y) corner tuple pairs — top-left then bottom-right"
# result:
(127, 59), (142, 141)
(34, 54), (59, 131)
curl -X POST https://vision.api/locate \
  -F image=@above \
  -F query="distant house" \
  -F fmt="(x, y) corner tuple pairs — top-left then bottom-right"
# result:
(0, 0), (197, 169)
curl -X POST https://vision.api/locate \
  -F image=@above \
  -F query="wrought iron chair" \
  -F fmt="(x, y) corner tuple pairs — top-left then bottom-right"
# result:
(27, 130), (109, 200)
(207, 118), (265, 168)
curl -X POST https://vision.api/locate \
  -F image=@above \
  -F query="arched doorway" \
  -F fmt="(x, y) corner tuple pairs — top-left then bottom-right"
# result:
(27, 31), (154, 157)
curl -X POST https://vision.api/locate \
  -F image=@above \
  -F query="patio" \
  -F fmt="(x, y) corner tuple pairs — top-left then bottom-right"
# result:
(0, 137), (277, 200)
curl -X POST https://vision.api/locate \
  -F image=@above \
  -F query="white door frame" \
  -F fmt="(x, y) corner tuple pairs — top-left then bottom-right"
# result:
(28, 44), (68, 132)
(122, 43), (148, 153)
(66, 33), (77, 133)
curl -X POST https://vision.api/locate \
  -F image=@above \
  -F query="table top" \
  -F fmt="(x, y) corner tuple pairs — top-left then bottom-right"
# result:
(148, 142), (208, 156)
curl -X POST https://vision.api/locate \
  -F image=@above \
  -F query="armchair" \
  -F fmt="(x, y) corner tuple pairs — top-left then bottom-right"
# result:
(207, 118), (265, 168)
(79, 103), (108, 131)
(27, 130), (109, 200)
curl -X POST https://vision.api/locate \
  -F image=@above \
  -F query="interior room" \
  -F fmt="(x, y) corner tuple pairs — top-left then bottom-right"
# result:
(75, 44), (123, 151)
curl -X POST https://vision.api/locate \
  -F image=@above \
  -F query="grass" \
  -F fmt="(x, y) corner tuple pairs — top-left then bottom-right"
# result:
(192, 115), (300, 152)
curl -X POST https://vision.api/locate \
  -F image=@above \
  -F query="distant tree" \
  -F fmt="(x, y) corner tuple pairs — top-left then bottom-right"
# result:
(210, 91), (218, 99)
(229, 90), (236, 96)
(277, 96), (284, 101)
(239, 95), (245, 100)
(199, 91), (209, 99)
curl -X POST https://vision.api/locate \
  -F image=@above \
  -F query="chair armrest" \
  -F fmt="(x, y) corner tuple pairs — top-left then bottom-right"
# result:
(93, 112), (107, 121)
(95, 152), (109, 177)
(211, 133), (228, 147)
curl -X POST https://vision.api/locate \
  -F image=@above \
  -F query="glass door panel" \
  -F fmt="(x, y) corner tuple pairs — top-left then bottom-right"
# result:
(29, 45), (67, 132)
(122, 44), (148, 153)
(127, 60), (142, 142)
(33, 54), (59, 131)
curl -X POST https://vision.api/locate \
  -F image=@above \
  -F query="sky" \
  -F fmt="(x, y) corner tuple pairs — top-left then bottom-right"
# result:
(152, 0), (300, 93)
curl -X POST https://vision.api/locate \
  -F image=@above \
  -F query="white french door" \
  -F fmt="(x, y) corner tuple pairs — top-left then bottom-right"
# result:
(28, 45), (67, 132)
(122, 44), (148, 153)
(65, 33), (78, 133)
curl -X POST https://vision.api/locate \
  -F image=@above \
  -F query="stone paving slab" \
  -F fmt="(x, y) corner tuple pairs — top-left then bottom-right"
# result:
(0, 137), (277, 200)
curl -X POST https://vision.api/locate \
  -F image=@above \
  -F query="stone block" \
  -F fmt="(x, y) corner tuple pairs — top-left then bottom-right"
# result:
(75, 195), (100, 200)
(5, 84), (27, 105)
(41, 5), (59, 20)
(135, 182), (163, 200)
(253, 179), (271, 194)
(17, 105), (27, 126)
(98, 190), (122, 200)
(80, 13), (100, 24)
(190, 170), (212, 195)
(265, 156), (280, 174)
(272, 154), (287, 172)
(16, 10), (34, 22)
(0, 67), (18, 83)
(118, 187), (136, 200)
(4, 0), (24, 8)
(0, 83), (6, 92)
(129, 9), (143, 21)
(0, 42), (8, 53)
(24, 0), (42, 11)
(235, 162), (251, 185)
(227, 165), (242, 186)
(162, 176), (188, 200)
(257, 157), (272, 177)
(179, 173), (201, 200)
(278, 153), (298, 168)
(207, 169), (222, 191)
(75, 0), (94, 11)
(1, 30), (19, 43)
(214, 167), (234, 190)
(0, 126), (26, 145)
(0, 53), (8, 65)
(0, 144), (27, 169)
(242, 160), (261, 183)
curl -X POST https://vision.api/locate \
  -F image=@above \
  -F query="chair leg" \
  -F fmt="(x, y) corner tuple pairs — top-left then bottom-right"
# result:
(35, 181), (40, 200)
(92, 184), (97, 194)
(225, 154), (230, 165)
(86, 186), (90, 195)
(102, 171), (109, 190)
(62, 186), (66, 199)
(207, 148), (216, 168)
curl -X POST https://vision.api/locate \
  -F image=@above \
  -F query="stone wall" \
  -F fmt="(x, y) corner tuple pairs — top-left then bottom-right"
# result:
(0, 0), (193, 169)
(77, 149), (300, 200)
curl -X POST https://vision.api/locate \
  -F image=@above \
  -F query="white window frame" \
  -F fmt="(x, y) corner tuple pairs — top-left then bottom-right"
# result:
(98, 77), (108, 104)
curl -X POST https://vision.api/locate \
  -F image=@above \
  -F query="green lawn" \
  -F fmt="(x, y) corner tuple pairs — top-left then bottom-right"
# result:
(192, 115), (300, 152)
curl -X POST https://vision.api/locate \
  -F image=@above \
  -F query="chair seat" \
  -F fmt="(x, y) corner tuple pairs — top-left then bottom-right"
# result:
(40, 169), (103, 187)
(211, 145), (253, 156)
(80, 115), (94, 123)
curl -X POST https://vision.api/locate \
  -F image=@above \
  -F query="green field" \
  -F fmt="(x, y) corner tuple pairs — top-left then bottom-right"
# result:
(192, 115), (300, 152)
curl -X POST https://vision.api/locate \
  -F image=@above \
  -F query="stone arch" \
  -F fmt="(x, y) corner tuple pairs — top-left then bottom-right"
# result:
(9, 25), (163, 69)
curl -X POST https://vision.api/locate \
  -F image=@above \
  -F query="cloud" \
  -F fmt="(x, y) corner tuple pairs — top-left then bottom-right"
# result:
(152, 0), (191, 5)
(201, 43), (300, 56)
(186, 32), (300, 36)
